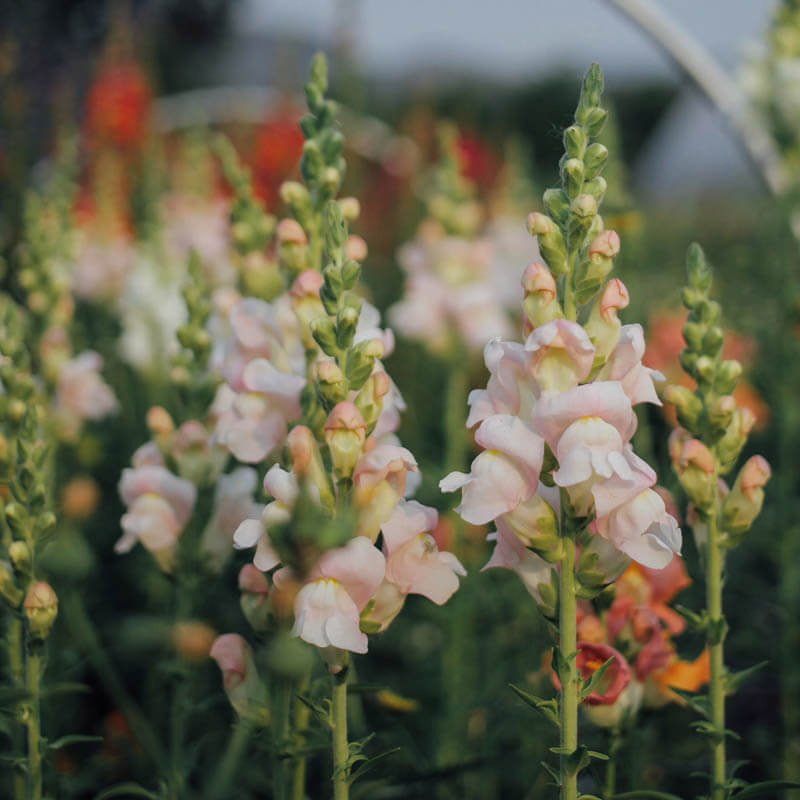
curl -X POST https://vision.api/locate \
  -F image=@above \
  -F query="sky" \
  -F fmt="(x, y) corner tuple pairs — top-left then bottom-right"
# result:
(234, 0), (776, 84)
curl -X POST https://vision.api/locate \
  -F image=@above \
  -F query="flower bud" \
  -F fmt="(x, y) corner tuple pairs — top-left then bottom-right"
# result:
(584, 278), (629, 362)
(276, 218), (307, 246)
(584, 107), (608, 137)
(324, 402), (367, 479)
(686, 242), (712, 291)
(354, 370), (391, 433)
(310, 316), (338, 357)
(716, 407), (755, 474)
(521, 263), (563, 329)
(708, 395), (736, 434)
(663, 385), (703, 431)
(287, 425), (335, 510)
(722, 455), (770, 540)
(583, 142), (608, 179)
(526, 213), (567, 275)
(588, 230), (620, 260)
(345, 235), (367, 263)
(314, 359), (349, 407)
(60, 476), (100, 520)
(24, 581), (58, 640)
(715, 359), (743, 395)
(571, 193), (597, 220)
(562, 157), (584, 198)
(336, 305), (360, 349)
(210, 634), (268, 723)
(500, 494), (561, 562)
(543, 188), (570, 226)
(675, 438), (716, 510)
(338, 197), (361, 221)
(172, 620), (216, 662)
(239, 564), (271, 631)
(564, 124), (586, 158)
(346, 340), (383, 391)
(8, 540), (30, 570)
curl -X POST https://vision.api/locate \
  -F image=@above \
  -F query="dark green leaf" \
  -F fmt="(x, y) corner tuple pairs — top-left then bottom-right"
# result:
(725, 662), (768, 695)
(94, 783), (163, 800)
(48, 734), (103, 750)
(348, 747), (402, 785)
(509, 684), (559, 728)
(730, 781), (800, 799)
(580, 658), (613, 701)
(611, 792), (685, 800)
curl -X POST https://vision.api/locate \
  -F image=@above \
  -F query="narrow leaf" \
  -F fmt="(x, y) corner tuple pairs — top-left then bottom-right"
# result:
(94, 783), (163, 800)
(49, 734), (103, 750)
(580, 657), (613, 701)
(725, 662), (768, 695)
(730, 781), (800, 800)
(509, 684), (559, 728)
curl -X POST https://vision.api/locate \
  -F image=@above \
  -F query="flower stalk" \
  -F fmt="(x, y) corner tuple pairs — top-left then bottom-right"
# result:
(332, 657), (350, 800)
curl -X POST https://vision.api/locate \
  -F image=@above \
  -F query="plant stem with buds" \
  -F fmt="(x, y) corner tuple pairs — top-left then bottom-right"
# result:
(559, 534), (578, 800)
(707, 492), (726, 800)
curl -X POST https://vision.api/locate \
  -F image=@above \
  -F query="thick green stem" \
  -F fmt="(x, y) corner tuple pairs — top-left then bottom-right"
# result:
(292, 672), (311, 800)
(559, 535), (578, 800)
(331, 660), (350, 800)
(274, 679), (293, 800)
(603, 726), (623, 799)
(205, 719), (253, 800)
(707, 508), (726, 800)
(9, 616), (26, 800)
(24, 645), (42, 800)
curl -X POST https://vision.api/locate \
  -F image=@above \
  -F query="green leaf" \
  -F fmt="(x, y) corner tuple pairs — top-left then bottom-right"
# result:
(579, 657), (613, 701)
(48, 734), (103, 750)
(725, 661), (768, 695)
(671, 688), (710, 719)
(675, 604), (708, 632)
(689, 720), (741, 743)
(509, 684), (559, 728)
(611, 792), (684, 800)
(348, 747), (402, 785)
(296, 694), (332, 727)
(41, 682), (91, 698)
(730, 781), (800, 799)
(94, 783), (163, 800)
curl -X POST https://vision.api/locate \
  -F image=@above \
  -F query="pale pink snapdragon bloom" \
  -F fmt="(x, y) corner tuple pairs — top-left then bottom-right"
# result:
(233, 463), (306, 572)
(441, 269), (681, 572)
(279, 536), (386, 657)
(116, 443), (197, 571)
(53, 351), (118, 440)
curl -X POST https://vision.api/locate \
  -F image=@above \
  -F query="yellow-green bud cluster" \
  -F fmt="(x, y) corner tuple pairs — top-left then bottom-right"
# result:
(529, 64), (613, 312)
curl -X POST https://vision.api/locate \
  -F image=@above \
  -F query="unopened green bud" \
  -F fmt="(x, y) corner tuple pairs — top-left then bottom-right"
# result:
(320, 167), (341, 198)
(354, 369), (391, 433)
(345, 340), (382, 391)
(571, 193), (597, 220)
(681, 286), (704, 310)
(543, 188), (570, 226)
(500, 494), (561, 562)
(716, 407), (755, 475)
(338, 197), (360, 221)
(24, 581), (58, 639)
(522, 263), (563, 328)
(694, 355), (715, 383)
(8, 540), (29, 570)
(584, 106), (608, 137)
(564, 125), (586, 158)
(562, 157), (584, 198)
(708, 395), (736, 434)
(527, 213), (568, 275)
(686, 242), (712, 291)
(702, 326), (724, 358)
(322, 264), (343, 297)
(310, 317), (338, 356)
(341, 259), (361, 289)
(336, 306), (359, 349)
(682, 320), (704, 351)
(314, 359), (349, 407)
(582, 176), (607, 203)
(715, 359), (742, 395)
(694, 298), (721, 325)
(583, 142), (608, 179)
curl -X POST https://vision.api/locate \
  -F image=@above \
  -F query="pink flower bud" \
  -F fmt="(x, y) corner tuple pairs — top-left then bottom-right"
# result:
(598, 278), (629, 320)
(679, 439), (715, 474)
(146, 406), (174, 437)
(324, 402), (367, 479)
(345, 235), (368, 262)
(210, 634), (249, 691)
(277, 218), (307, 246)
(526, 212), (556, 236)
(24, 581), (58, 639)
(589, 230), (621, 259)
(738, 455), (770, 501)
(239, 564), (270, 595)
(172, 621), (216, 662)
(521, 263), (556, 298)
(287, 425), (315, 475)
(290, 269), (324, 301)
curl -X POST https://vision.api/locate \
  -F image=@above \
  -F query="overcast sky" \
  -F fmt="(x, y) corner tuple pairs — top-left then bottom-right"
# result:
(235, 0), (776, 84)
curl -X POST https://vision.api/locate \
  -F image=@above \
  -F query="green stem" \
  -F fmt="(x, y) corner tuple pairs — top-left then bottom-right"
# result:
(61, 591), (167, 773)
(205, 719), (253, 800)
(443, 349), (469, 476)
(707, 504), (726, 800)
(9, 616), (26, 800)
(274, 679), (293, 800)
(331, 660), (350, 800)
(559, 535), (578, 800)
(604, 726), (624, 799)
(24, 644), (41, 800)
(292, 672), (311, 800)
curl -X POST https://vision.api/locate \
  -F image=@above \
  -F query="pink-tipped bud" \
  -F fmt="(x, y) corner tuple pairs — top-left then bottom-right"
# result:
(679, 439), (715, 474)
(61, 476), (101, 520)
(668, 428), (691, 466)
(325, 403), (367, 478)
(290, 269), (324, 301)
(739, 455), (771, 500)
(739, 407), (757, 436)
(276, 218), (307, 246)
(210, 634), (249, 691)
(287, 425), (315, 475)
(147, 406), (174, 437)
(345, 235), (368, 262)
(371, 371), (391, 400)
(589, 229), (620, 259)
(324, 402), (367, 436)
(315, 359), (346, 385)
(526, 212), (556, 237)
(361, 339), (385, 359)
(598, 278), (629, 320)
(521, 263), (556, 298)
(172, 621), (216, 662)
(239, 564), (270, 595)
